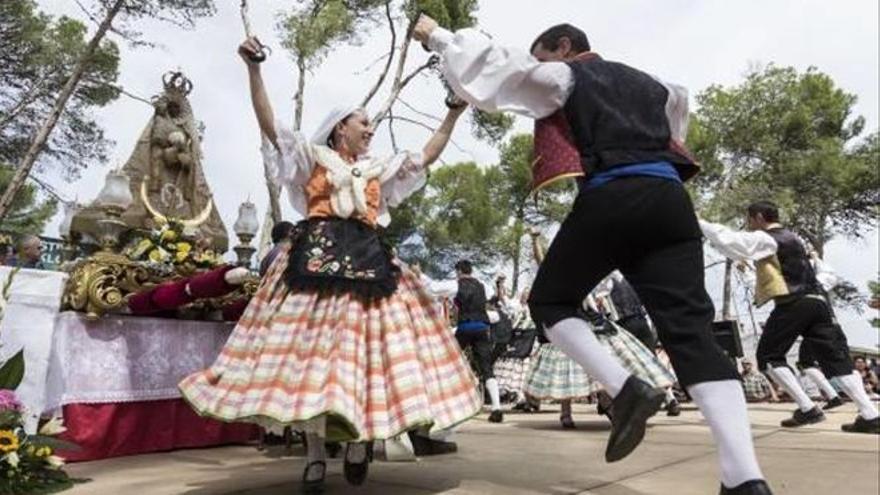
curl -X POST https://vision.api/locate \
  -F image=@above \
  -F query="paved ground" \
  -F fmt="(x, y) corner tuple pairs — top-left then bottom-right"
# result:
(65, 402), (879, 494)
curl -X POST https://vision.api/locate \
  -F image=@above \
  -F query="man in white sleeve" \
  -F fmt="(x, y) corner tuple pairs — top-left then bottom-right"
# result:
(414, 17), (768, 495)
(700, 200), (879, 437)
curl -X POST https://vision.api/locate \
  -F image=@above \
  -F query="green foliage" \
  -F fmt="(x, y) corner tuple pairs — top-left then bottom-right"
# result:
(277, 0), (384, 70)
(689, 64), (880, 255)
(406, 0), (478, 30)
(0, 166), (56, 235)
(0, 350), (24, 390)
(0, 0), (121, 181)
(869, 280), (880, 329)
(389, 135), (574, 284)
(389, 162), (509, 277)
(470, 110), (514, 145)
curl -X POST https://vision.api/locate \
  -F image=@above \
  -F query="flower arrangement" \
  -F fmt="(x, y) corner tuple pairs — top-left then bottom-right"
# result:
(0, 397), (77, 494)
(124, 219), (223, 270)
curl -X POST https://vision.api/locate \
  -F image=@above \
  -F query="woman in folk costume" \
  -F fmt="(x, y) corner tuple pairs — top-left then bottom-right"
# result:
(179, 38), (480, 494)
(523, 231), (675, 429)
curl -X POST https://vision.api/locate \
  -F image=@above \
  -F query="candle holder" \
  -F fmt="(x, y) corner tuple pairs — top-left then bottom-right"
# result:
(232, 200), (259, 268)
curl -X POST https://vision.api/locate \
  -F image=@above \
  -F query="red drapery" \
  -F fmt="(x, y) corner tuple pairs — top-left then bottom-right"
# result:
(59, 399), (258, 462)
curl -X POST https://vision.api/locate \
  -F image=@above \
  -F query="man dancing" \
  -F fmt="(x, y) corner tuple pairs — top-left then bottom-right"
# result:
(414, 18), (769, 495)
(700, 201), (879, 434)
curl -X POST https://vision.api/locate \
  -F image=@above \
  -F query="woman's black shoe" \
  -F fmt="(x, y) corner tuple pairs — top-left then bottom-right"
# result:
(719, 479), (773, 494)
(560, 413), (576, 429)
(343, 441), (373, 486)
(301, 460), (326, 494)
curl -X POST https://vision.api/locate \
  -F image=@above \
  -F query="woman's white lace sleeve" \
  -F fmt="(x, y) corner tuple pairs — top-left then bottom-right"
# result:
(260, 122), (315, 216)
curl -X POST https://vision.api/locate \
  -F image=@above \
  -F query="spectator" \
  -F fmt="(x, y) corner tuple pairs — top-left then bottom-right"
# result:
(854, 357), (880, 396)
(741, 359), (779, 403)
(0, 235), (12, 266)
(870, 359), (880, 382)
(258, 221), (295, 277)
(6, 234), (45, 269)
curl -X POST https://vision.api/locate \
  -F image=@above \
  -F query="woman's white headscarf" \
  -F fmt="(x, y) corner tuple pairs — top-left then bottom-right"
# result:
(310, 103), (364, 145)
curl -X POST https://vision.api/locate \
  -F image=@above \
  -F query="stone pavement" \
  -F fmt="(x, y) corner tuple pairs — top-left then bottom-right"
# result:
(65, 402), (879, 495)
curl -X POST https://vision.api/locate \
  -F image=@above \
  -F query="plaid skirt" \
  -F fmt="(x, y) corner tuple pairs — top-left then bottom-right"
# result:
(179, 244), (481, 442)
(494, 344), (540, 395)
(523, 322), (675, 400)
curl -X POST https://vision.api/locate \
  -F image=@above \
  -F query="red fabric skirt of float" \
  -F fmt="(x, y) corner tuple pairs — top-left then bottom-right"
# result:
(58, 399), (258, 462)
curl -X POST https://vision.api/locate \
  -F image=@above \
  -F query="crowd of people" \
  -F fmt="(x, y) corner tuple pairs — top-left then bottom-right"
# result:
(5, 11), (878, 495)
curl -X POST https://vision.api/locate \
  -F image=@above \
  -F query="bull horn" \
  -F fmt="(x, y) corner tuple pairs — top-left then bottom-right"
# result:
(140, 178), (168, 225)
(181, 199), (213, 229)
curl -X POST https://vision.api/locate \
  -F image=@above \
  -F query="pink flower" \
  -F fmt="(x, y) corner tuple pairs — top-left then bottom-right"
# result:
(307, 259), (323, 272)
(0, 390), (22, 412)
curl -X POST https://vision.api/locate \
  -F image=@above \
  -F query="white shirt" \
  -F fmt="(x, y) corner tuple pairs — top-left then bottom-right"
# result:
(261, 121), (427, 227)
(428, 27), (691, 143)
(698, 219), (778, 262)
(428, 27), (574, 119)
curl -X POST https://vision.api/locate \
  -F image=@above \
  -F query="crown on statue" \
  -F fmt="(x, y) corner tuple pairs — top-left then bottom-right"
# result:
(162, 71), (193, 96)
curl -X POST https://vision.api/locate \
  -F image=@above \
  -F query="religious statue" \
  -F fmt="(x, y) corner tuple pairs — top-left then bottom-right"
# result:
(71, 71), (229, 253)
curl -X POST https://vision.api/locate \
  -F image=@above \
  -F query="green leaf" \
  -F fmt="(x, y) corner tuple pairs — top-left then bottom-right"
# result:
(0, 349), (25, 390)
(28, 434), (81, 452)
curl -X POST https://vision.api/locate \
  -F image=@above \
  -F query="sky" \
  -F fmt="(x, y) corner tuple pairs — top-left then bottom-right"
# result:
(34, 0), (879, 349)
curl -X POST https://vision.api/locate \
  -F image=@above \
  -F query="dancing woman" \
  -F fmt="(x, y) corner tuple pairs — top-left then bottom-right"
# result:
(179, 37), (481, 494)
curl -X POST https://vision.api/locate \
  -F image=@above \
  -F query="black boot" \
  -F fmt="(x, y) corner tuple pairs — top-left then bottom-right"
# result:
(841, 415), (880, 434)
(488, 409), (504, 423)
(301, 460), (326, 495)
(719, 479), (773, 494)
(780, 407), (825, 427)
(604, 376), (665, 462)
(666, 399), (681, 417)
(343, 442), (373, 486)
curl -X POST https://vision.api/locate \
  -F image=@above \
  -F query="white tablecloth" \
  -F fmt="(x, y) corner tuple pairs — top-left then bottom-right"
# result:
(0, 267), (235, 433)
(45, 312), (234, 410)
(0, 267), (67, 432)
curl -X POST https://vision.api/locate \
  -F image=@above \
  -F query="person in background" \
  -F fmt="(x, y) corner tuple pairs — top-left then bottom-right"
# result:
(6, 234), (45, 269)
(454, 259), (504, 423)
(740, 359), (779, 403)
(854, 357), (880, 397)
(259, 221), (295, 277)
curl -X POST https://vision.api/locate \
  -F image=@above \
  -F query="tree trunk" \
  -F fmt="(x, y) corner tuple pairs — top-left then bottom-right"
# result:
(721, 258), (733, 320)
(293, 57), (307, 132)
(0, 0), (125, 223)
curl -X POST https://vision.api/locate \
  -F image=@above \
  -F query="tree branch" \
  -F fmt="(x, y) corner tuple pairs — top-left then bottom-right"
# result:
(361, 0), (396, 107)
(387, 107), (399, 153)
(397, 97), (443, 123)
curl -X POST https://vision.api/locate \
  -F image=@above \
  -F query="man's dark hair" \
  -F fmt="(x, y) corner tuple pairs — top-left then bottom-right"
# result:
(271, 221), (295, 244)
(455, 259), (473, 275)
(747, 201), (779, 223)
(530, 24), (591, 54)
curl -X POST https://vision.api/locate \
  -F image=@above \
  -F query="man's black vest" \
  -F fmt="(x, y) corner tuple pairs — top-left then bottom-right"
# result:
(455, 277), (489, 324)
(765, 227), (823, 298)
(563, 58), (698, 181)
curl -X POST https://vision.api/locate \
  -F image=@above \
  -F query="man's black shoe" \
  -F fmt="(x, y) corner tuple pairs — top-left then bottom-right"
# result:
(604, 376), (664, 462)
(666, 399), (681, 417)
(841, 415), (880, 434)
(821, 396), (844, 411)
(780, 407), (825, 427)
(719, 479), (773, 494)
(488, 409), (504, 423)
(408, 433), (459, 455)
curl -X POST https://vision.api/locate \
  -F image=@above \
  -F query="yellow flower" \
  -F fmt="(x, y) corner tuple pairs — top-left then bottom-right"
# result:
(0, 431), (18, 453)
(160, 229), (178, 242)
(175, 250), (190, 263)
(35, 447), (51, 458)
(177, 242), (192, 254)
